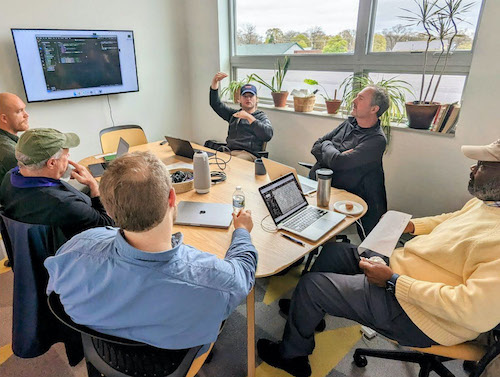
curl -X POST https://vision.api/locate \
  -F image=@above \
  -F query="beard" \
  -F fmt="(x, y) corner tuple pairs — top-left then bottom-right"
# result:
(468, 177), (500, 201)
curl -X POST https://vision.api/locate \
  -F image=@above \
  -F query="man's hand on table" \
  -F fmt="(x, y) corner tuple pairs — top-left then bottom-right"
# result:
(359, 257), (393, 287)
(69, 160), (100, 198)
(233, 209), (253, 233)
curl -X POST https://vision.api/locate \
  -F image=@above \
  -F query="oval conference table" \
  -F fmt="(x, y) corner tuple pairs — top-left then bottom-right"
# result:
(80, 140), (367, 377)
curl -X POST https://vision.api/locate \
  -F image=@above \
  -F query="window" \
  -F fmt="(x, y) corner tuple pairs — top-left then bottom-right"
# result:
(229, 0), (484, 114)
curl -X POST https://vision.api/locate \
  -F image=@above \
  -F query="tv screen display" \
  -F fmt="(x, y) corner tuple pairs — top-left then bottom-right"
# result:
(11, 29), (139, 102)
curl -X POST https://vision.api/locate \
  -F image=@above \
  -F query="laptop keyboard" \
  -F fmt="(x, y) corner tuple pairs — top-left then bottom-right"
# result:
(284, 207), (327, 232)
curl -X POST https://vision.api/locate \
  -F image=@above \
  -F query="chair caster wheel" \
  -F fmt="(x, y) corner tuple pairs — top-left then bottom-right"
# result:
(353, 353), (368, 367)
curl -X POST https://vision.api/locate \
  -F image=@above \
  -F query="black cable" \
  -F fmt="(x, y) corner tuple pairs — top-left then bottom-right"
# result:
(209, 146), (232, 170)
(210, 171), (227, 184)
(107, 95), (115, 127)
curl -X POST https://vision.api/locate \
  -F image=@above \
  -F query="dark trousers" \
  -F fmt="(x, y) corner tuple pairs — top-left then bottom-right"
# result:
(280, 243), (436, 358)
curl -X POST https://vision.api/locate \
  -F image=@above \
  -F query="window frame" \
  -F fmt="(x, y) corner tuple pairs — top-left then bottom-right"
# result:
(228, 0), (484, 96)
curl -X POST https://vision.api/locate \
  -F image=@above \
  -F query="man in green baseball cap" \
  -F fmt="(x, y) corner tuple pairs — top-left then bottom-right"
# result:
(0, 128), (114, 242)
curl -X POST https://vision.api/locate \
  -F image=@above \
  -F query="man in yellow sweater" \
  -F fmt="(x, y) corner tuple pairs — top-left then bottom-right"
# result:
(258, 139), (500, 377)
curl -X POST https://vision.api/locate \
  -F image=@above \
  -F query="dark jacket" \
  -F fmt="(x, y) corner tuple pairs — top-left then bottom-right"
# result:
(309, 117), (387, 235)
(0, 169), (114, 240)
(209, 88), (273, 154)
(0, 129), (19, 182)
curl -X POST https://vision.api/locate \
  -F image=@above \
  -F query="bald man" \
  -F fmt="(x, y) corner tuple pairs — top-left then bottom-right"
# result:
(0, 93), (29, 180)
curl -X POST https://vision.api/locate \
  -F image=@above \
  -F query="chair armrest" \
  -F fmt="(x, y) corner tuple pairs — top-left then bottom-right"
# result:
(298, 162), (314, 170)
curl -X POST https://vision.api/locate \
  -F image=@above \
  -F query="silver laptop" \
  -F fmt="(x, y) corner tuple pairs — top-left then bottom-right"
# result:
(259, 173), (346, 241)
(261, 158), (318, 195)
(175, 201), (233, 228)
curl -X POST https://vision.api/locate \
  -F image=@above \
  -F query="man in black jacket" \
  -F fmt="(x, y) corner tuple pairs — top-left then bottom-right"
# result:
(0, 128), (114, 240)
(309, 85), (389, 237)
(210, 72), (273, 161)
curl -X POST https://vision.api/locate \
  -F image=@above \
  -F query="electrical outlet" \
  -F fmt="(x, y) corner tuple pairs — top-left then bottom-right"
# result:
(361, 325), (377, 339)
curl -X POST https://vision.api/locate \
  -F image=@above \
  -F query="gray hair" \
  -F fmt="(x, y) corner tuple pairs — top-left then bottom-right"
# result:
(367, 85), (390, 117)
(15, 148), (64, 171)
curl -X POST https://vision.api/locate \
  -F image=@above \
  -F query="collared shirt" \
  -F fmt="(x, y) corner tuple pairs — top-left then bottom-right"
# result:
(0, 129), (19, 182)
(44, 227), (258, 350)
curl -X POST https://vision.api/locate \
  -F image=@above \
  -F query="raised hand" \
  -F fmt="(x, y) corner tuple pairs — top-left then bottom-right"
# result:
(211, 72), (228, 90)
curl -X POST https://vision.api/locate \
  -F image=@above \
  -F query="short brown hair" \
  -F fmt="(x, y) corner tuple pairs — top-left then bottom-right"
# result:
(100, 151), (172, 232)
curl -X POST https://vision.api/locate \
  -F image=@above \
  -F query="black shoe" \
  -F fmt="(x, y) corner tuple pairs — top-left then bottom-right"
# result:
(279, 299), (326, 332)
(257, 339), (311, 377)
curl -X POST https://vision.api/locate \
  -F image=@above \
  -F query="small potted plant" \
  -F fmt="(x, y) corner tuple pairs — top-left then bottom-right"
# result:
(250, 56), (290, 107)
(304, 79), (341, 114)
(400, 0), (473, 129)
(221, 76), (252, 104)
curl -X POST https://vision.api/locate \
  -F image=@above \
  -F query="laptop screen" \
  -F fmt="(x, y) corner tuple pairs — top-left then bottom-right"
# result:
(259, 173), (308, 224)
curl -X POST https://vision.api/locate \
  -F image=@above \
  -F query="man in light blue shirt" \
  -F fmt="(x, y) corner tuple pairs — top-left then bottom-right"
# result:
(44, 151), (257, 352)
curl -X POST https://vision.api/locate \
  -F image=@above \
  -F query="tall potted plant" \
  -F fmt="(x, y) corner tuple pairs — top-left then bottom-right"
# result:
(400, 0), (473, 129)
(250, 56), (290, 107)
(304, 79), (341, 114)
(340, 74), (413, 144)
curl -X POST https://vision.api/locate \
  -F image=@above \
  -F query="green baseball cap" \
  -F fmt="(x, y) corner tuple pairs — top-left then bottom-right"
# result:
(16, 128), (80, 164)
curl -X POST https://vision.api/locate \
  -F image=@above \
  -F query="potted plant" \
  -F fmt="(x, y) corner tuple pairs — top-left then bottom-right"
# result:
(220, 76), (252, 104)
(400, 0), (473, 129)
(250, 56), (290, 107)
(340, 74), (413, 144)
(304, 79), (341, 114)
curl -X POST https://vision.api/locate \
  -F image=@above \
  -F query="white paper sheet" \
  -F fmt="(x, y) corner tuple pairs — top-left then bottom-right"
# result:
(358, 210), (412, 257)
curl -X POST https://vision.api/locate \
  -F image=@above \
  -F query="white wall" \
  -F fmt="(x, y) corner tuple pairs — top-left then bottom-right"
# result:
(0, 0), (192, 162)
(185, 0), (499, 217)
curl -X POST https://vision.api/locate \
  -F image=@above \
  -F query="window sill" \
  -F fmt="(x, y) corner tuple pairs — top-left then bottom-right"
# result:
(225, 101), (455, 138)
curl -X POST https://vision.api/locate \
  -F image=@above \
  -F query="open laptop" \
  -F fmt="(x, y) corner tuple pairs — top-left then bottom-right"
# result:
(262, 158), (318, 195)
(259, 173), (345, 242)
(165, 136), (215, 159)
(174, 201), (233, 228)
(88, 138), (129, 177)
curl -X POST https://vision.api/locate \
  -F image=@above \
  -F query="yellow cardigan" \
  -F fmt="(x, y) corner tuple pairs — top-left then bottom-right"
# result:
(391, 198), (500, 346)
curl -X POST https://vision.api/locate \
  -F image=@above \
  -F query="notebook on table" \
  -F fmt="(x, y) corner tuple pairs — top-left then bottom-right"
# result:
(258, 173), (345, 242)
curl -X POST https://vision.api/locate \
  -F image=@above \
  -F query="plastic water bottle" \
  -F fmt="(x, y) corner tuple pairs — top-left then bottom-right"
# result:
(232, 186), (245, 215)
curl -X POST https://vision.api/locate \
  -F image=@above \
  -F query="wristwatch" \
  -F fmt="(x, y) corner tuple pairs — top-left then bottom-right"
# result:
(386, 273), (400, 294)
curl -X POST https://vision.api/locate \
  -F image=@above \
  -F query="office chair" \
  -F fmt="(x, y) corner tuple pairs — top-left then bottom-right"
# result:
(0, 213), (83, 363)
(353, 327), (500, 377)
(48, 292), (212, 377)
(100, 125), (148, 154)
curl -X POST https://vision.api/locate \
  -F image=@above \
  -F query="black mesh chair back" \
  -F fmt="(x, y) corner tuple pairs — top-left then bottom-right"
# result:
(47, 292), (202, 377)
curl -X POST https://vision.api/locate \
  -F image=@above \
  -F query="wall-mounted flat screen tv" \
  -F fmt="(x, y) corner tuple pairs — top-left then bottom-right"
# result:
(11, 29), (139, 102)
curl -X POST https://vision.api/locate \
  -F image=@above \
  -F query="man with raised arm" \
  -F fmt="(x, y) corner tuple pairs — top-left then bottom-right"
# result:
(210, 72), (273, 161)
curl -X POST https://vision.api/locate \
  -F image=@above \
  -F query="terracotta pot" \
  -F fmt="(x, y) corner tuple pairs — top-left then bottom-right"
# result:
(405, 102), (440, 130)
(271, 91), (289, 108)
(233, 88), (241, 104)
(325, 99), (341, 114)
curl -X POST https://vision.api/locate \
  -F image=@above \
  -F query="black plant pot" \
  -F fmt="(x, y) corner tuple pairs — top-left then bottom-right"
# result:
(405, 102), (440, 130)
